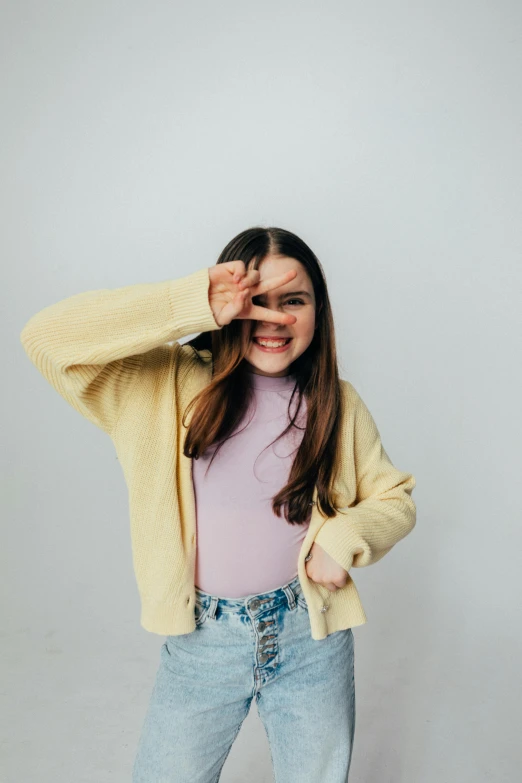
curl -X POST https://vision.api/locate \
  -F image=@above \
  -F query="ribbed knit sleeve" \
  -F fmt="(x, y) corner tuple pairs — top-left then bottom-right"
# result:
(19, 266), (222, 435)
(313, 382), (417, 572)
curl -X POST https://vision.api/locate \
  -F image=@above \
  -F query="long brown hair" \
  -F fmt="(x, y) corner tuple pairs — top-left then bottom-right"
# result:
(183, 226), (345, 525)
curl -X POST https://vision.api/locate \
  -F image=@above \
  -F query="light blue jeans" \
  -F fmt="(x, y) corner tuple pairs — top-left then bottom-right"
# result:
(132, 574), (355, 782)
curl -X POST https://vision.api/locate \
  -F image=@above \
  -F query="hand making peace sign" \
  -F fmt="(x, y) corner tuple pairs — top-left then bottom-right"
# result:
(208, 260), (298, 328)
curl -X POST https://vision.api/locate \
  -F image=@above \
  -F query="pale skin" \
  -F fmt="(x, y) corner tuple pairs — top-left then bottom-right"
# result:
(208, 255), (349, 593)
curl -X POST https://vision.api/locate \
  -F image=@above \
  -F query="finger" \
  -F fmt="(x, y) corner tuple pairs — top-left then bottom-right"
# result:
(325, 582), (338, 592)
(220, 289), (249, 324)
(234, 288), (249, 314)
(255, 268), (298, 295)
(226, 260), (246, 283)
(237, 269), (260, 289)
(248, 304), (297, 325)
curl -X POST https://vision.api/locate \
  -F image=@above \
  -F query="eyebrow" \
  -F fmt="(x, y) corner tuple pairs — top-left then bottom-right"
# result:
(256, 290), (312, 299)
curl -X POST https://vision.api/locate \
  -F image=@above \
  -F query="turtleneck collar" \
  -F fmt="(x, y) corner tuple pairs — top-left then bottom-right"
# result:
(246, 368), (297, 391)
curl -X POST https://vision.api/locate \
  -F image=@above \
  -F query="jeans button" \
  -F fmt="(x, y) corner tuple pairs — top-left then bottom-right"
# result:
(250, 599), (260, 610)
(258, 621), (266, 632)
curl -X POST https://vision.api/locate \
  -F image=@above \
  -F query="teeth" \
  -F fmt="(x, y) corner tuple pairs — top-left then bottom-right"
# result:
(255, 338), (289, 347)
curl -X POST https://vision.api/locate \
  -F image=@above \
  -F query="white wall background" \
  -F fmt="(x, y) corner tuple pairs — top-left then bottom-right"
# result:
(2, 1), (521, 781)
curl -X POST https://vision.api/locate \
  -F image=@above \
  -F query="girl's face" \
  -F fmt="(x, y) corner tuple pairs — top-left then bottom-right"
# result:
(243, 255), (317, 377)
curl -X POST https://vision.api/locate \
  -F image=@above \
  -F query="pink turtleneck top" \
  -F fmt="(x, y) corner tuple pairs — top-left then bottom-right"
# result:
(192, 368), (311, 598)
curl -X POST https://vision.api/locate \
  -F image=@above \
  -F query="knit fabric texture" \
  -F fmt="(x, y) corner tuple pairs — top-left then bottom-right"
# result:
(20, 265), (417, 640)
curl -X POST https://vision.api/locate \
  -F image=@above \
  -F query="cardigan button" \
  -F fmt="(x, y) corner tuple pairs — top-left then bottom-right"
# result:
(320, 604), (329, 613)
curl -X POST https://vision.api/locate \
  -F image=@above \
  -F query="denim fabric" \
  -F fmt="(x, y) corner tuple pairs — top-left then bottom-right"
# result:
(132, 575), (355, 783)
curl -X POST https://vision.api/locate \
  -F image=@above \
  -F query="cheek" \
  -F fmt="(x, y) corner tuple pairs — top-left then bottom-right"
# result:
(294, 313), (316, 344)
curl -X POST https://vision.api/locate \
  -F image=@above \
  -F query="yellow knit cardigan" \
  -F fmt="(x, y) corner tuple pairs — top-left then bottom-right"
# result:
(20, 265), (417, 641)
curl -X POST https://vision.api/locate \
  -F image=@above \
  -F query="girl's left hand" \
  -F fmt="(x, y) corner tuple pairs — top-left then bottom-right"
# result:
(305, 541), (349, 592)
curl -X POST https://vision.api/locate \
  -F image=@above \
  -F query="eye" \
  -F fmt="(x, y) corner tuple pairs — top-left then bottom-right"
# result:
(252, 296), (305, 306)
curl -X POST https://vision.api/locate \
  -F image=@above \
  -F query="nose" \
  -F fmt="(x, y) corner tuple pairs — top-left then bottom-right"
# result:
(259, 310), (295, 331)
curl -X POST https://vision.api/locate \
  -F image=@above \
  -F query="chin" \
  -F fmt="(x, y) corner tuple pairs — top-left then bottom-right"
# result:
(246, 361), (296, 379)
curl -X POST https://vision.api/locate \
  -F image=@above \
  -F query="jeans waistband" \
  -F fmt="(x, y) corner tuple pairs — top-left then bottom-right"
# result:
(194, 574), (303, 615)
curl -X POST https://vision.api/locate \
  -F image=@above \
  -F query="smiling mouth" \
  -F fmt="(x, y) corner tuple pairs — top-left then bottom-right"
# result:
(252, 337), (292, 346)
(251, 336), (293, 353)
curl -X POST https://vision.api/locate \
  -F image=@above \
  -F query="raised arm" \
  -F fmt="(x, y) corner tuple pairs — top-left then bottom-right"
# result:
(313, 381), (417, 572)
(20, 266), (222, 435)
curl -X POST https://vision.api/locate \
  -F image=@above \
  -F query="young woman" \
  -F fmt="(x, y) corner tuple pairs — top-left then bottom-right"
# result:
(20, 226), (416, 783)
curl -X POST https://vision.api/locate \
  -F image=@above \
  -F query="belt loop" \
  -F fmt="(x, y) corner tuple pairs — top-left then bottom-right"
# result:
(282, 583), (297, 610)
(207, 595), (218, 620)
